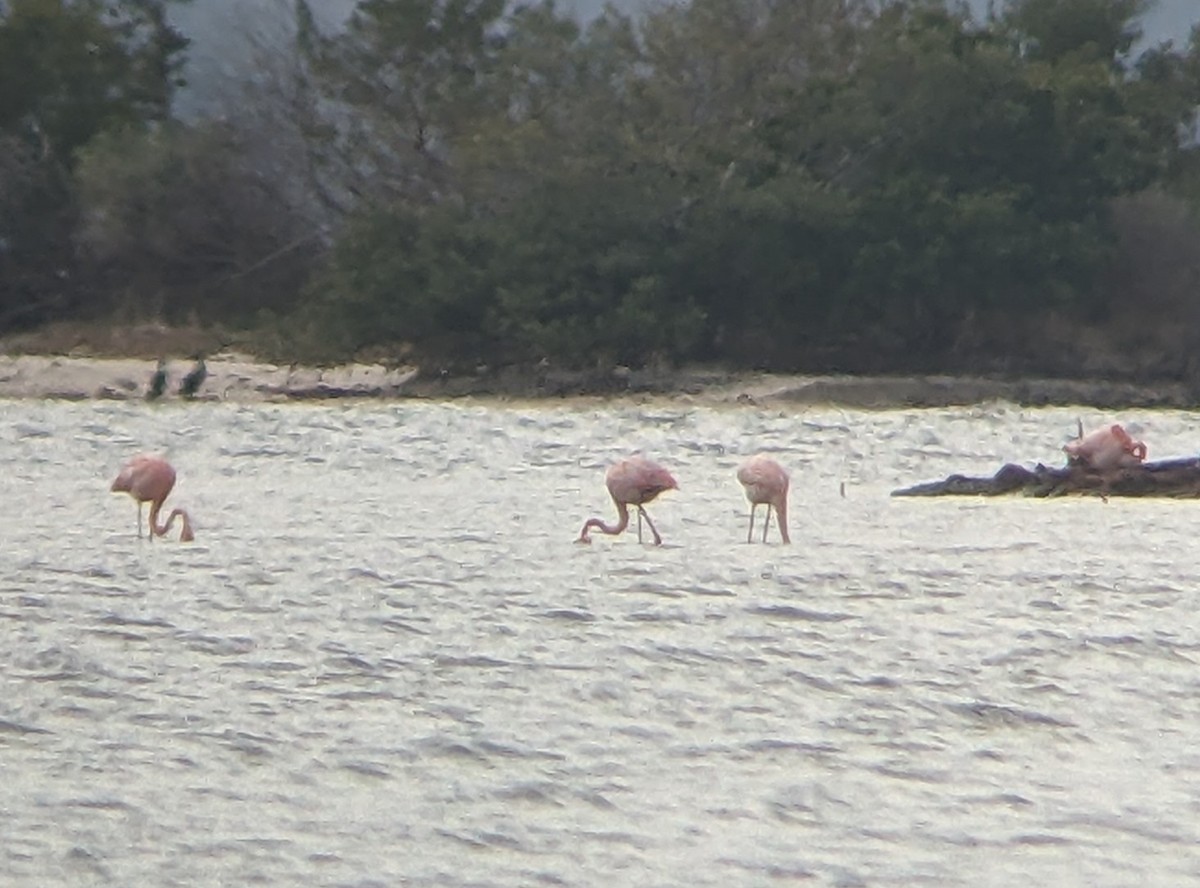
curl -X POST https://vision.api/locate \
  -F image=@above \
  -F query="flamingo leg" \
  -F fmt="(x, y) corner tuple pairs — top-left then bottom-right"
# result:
(746, 504), (756, 544)
(638, 506), (663, 546)
(762, 506), (772, 543)
(137, 502), (144, 539)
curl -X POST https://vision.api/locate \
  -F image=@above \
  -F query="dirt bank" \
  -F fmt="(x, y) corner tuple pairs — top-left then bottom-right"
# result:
(0, 351), (1196, 408)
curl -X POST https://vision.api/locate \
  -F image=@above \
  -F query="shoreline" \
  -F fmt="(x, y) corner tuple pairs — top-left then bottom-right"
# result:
(1, 353), (1198, 409)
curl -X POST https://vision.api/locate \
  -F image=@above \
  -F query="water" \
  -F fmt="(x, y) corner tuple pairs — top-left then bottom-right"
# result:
(2, 398), (1199, 887)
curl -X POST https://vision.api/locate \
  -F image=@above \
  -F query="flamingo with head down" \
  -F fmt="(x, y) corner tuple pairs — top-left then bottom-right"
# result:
(111, 454), (195, 542)
(737, 454), (790, 544)
(578, 456), (678, 546)
(1063, 423), (1147, 471)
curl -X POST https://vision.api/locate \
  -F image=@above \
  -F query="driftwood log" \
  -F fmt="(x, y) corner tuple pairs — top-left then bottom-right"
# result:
(892, 458), (1200, 498)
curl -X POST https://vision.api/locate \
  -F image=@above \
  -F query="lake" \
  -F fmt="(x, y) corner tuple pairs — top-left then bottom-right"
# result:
(2, 398), (1198, 886)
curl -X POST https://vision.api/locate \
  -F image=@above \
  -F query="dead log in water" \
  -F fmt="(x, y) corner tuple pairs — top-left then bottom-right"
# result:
(892, 458), (1200, 498)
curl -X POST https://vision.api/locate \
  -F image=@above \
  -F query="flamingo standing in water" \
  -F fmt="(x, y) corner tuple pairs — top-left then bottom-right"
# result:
(737, 454), (790, 544)
(110, 454), (195, 541)
(578, 456), (678, 546)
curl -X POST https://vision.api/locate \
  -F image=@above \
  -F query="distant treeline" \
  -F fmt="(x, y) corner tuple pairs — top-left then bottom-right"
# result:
(3, 0), (1200, 378)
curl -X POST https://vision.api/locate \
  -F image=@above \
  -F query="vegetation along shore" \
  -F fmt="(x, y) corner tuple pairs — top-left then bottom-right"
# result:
(3, 1), (1200, 392)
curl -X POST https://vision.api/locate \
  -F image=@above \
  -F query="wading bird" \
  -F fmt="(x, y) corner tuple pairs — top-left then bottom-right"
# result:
(146, 358), (168, 401)
(180, 357), (207, 399)
(1063, 422), (1147, 471)
(578, 456), (677, 546)
(110, 454), (195, 541)
(737, 454), (790, 544)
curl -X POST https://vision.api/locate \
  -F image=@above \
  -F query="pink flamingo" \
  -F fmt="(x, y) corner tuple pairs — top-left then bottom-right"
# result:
(110, 454), (195, 542)
(1063, 422), (1147, 471)
(737, 454), (790, 544)
(578, 456), (678, 546)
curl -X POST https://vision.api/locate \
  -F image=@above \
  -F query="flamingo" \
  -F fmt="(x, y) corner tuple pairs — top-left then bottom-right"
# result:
(737, 454), (790, 544)
(1063, 423), (1147, 471)
(110, 454), (195, 542)
(578, 456), (678, 546)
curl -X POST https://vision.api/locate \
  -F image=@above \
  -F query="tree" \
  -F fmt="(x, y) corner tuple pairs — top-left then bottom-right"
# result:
(0, 0), (187, 165)
(0, 0), (189, 329)
(186, 0), (358, 232)
(297, 0), (507, 209)
(296, 0), (1200, 375)
(75, 122), (319, 325)
(720, 0), (1196, 367)
(998, 0), (1150, 68)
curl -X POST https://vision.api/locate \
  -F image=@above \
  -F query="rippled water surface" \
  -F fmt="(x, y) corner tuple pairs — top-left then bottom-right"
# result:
(3, 398), (1200, 887)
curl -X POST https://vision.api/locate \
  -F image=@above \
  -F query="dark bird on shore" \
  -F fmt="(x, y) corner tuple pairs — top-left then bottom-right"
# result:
(146, 359), (168, 401)
(180, 358), (207, 399)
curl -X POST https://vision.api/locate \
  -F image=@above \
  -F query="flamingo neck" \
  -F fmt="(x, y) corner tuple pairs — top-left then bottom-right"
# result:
(149, 502), (194, 541)
(578, 501), (630, 542)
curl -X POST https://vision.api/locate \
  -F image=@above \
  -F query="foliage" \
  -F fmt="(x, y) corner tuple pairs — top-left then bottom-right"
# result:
(295, 0), (508, 207)
(999, 0), (1150, 67)
(0, 0), (189, 330)
(0, 132), (77, 328)
(75, 123), (317, 324)
(297, 0), (1200, 370)
(0, 0), (188, 164)
(7, 0), (1200, 377)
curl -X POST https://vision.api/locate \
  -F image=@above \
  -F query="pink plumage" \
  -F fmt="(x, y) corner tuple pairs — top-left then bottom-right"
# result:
(737, 454), (790, 544)
(1063, 424), (1147, 471)
(111, 454), (195, 542)
(578, 456), (678, 546)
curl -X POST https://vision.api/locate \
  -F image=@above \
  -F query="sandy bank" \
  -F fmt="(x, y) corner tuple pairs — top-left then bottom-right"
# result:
(0, 352), (1197, 409)
(0, 353), (419, 402)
